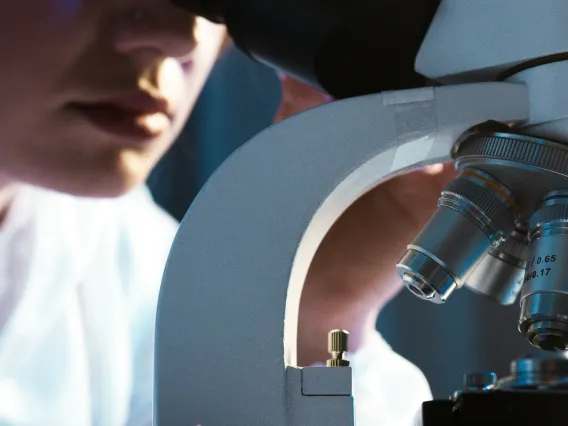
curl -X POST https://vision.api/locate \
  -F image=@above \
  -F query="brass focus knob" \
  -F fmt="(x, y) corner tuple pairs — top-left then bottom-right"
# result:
(326, 329), (350, 367)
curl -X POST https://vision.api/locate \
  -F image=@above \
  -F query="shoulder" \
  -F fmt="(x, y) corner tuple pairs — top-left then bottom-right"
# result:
(350, 330), (432, 426)
(29, 185), (178, 310)
(110, 186), (179, 310)
(113, 185), (178, 270)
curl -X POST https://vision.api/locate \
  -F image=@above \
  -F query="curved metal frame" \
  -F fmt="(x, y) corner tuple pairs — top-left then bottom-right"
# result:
(155, 83), (528, 425)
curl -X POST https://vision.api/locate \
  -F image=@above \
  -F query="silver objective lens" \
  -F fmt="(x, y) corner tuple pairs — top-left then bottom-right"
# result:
(464, 222), (528, 305)
(397, 169), (519, 304)
(520, 190), (568, 351)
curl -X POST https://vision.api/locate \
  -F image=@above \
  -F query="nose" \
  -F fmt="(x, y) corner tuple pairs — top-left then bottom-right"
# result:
(112, 6), (197, 60)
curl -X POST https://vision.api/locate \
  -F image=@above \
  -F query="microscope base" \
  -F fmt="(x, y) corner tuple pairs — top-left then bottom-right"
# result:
(421, 391), (568, 426)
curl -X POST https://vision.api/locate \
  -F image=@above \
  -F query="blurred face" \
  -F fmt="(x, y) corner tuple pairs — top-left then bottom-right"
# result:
(0, 1), (226, 197)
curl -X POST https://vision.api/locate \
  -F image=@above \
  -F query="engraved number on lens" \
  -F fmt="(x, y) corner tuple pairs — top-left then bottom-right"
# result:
(525, 254), (557, 283)
(524, 268), (552, 283)
(530, 255), (557, 267)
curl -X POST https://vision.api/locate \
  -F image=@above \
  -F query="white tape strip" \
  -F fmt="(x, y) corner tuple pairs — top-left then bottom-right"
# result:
(383, 87), (435, 106)
(385, 87), (439, 170)
(391, 136), (436, 171)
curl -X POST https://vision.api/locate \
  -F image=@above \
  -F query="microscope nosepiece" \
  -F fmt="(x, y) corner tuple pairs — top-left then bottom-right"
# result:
(520, 190), (568, 351)
(397, 169), (519, 303)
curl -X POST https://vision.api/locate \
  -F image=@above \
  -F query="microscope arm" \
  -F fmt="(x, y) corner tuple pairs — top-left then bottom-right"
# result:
(155, 83), (528, 425)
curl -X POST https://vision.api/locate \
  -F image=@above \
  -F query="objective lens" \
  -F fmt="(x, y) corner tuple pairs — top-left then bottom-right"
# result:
(397, 169), (519, 304)
(465, 222), (528, 305)
(520, 190), (568, 351)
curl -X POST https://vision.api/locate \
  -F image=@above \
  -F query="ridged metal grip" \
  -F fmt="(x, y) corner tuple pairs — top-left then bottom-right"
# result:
(326, 330), (350, 367)
(529, 190), (568, 241)
(440, 170), (518, 244)
(494, 230), (529, 263)
(489, 224), (528, 268)
(456, 133), (568, 176)
(444, 175), (512, 229)
(328, 329), (348, 353)
(530, 203), (568, 237)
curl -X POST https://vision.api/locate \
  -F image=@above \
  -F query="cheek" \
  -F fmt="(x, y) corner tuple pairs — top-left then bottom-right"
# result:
(0, 1), (83, 57)
(176, 19), (227, 115)
(0, 1), (90, 120)
(51, 0), (85, 18)
(167, 24), (227, 143)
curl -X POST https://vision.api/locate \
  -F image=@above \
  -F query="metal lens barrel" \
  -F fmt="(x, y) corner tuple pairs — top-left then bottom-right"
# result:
(397, 169), (519, 304)
(520, 190), (568, 351)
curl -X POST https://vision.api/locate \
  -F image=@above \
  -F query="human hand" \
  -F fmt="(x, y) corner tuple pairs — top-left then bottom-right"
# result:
(274, 74), (331, 123)
(274, 76), (456, 365)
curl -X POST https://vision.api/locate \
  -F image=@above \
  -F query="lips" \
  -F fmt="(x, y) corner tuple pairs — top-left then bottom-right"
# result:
(104, 91), (173, 119)
(70, 91), (174, 142)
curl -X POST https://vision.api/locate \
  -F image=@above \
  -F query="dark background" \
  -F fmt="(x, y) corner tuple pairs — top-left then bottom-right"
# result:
(148, 46), (538, 399)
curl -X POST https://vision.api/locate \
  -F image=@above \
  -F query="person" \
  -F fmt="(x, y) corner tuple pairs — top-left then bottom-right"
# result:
(0, 1), (455, 425)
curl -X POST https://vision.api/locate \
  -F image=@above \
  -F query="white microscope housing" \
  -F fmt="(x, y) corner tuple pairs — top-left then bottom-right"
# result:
(155, 1), (568, 424)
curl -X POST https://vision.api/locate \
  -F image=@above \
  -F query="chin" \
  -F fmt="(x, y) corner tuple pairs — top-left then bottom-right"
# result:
(20, 156), (154, 199)
(83, 159), (151, 198)
(7, 125), (171, 199)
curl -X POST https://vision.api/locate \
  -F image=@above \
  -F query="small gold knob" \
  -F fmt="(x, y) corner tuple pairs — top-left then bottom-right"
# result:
(326, 329), (350, 367)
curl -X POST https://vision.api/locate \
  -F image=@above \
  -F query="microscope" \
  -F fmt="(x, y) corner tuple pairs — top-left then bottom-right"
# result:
(156, 0), (568, 424)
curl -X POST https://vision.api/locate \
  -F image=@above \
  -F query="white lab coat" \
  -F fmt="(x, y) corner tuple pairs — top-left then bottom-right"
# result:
(0, 185), (431, 426)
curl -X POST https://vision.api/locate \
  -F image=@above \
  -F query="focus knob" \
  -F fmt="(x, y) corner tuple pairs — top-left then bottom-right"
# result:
(326, 329), (350, 367)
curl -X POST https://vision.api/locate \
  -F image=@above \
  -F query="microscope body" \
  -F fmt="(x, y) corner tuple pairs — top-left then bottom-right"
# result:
(156, 0), (568, 424)
(156, 81), (528, 425)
